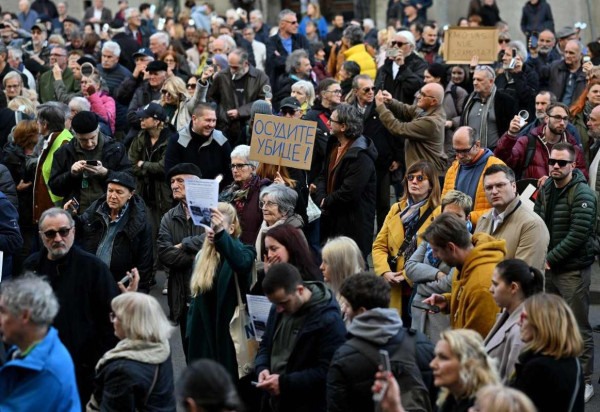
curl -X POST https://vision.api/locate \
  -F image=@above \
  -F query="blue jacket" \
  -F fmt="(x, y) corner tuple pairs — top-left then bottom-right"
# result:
(0, 327), (80, 411)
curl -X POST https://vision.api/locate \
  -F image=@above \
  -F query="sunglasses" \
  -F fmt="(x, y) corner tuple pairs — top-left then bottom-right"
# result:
(548, 158), (572, 167)
(41, 227), (72, 239)
(187, 83), (197, 89)
(362, 87), (376, 93)
(453, 143), (476, 155)
(498, 39), (511, 44)
(160, 89), (172, 96)
(406, 174), (428, 182)
(390, 41), (409, 47)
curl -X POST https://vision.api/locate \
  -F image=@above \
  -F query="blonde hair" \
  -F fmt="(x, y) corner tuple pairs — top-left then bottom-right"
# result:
(437, 329), (500, 405)
(322, 236), (365, 294)
(7, 96), (37, 116)
(161, 76), (189, 105)
(474, 385), (536, 412)
(111, 292), (174, 342)
(190, 203), (242, 295)
(523, 293), (583, 358)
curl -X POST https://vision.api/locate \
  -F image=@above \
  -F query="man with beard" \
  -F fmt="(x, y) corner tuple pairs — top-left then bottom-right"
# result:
(416, 22), (442, 64)
(539, 39), (586, 106)
(528, 29), (561, 70)
(534, 142), (596, 402)
(495, 102), (586, 181)
(516, 90), (580, 141)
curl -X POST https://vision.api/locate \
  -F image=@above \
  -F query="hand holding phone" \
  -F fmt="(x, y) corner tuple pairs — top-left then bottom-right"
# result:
(412, 300), (441, 313)
(86, 160), (99, 166)
(373, 350), (391, 402)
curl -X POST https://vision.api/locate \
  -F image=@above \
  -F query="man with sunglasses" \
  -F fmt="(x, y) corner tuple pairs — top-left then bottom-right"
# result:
(23, 207), (120, 407)
(495, 102), (587, 181)
(534, 142), (596, 402)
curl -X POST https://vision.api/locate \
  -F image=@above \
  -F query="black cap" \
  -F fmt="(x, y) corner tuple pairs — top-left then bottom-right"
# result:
(136, 102), (167, 122)
(133, 47), (154, 59)
(109, 20), (125, 29)
(166, 163), (203, 180)
(146, 60), (168, 72)
(280, 97), (301, 111)
(106, 172), (137, 191)
(77, 56), (97, 67)
(71, 111), (99, 134)
(63, 16), (81, 25)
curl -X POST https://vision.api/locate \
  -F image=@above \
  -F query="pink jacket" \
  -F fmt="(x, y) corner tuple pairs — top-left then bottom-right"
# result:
(87, 92), (116, 133)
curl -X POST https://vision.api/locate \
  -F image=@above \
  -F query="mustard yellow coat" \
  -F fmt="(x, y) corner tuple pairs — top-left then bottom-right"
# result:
(372, 199), (438, 314)
(344, 44), (377, 81)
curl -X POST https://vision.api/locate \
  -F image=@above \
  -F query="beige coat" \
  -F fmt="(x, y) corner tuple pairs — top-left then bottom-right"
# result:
(475, 196), (549, 272)
(484, 302), (525, 381)
(376, 101), (447, 173)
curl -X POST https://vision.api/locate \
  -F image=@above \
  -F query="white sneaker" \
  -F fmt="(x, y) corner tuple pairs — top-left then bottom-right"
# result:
(585, 383), (594, 403)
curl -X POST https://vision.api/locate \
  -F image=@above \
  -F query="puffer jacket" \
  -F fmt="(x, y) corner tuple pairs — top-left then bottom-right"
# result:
(494, 124), (587, 180)
(534, 168), (596, 272)
(344, 44), (377, 80)
(76, 194), (154, 290)
(87, 92), (116, 134)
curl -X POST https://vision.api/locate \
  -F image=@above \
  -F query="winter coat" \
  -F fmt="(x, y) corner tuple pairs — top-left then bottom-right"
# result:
(157, 203), (205, 322)
(186, 230), (256, 379)
(299, 16), (328, 40)
(0, 163), (18, 209)
(343, 44), (377, 80)
(88, 339), (175, 412)
(494, 124), (587, 180)
(1, 143), (34, 226)
(207, 65), (270, 145)
(475, 196), (549, 271)
(510, 350), (584, 412)
(327, 308), (434, 412)
(443, 83), (469, 158)
(520, 0), (554, 35)
(460, 89), (518, 143)
(0, 191), (22, 279)
(48, 133), (131, 213)
(372, 199), (438, 313)
(76, 194), (154, 290)
(255, 282), (346, 412)
(23, 246), (119, 399)
(534, 168), (596, 272)
(33, 129), (73, 223)
(88, 91), (116, 134)
(38, 67), (79, 103)
(484, 303), (524, 381)
(315, 135), (377, 258)
(265, 32), (311, 86)
(164, 124), (233, 187)
(376, 100), (447, 174)
(494, 63), (539, 115)
(374, 59), (423, 104)
(539, 60), (587, 105)
(126, 81), (162, 139)
(128, 127), (175, 215)
(0, 327), (80, 411)
(442, 152), (505, 224)
(441, 233), (506, 338)
(303, 102), (334, 183)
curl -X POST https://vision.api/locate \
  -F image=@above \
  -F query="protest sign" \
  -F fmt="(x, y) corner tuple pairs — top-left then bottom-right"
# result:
(442, 27), (499, 64)
(249, 114), (317, 170)
(184, 178), (219, 228)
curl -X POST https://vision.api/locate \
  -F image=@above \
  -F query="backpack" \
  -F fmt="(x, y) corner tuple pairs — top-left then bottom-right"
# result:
(345, 329), (433, 412)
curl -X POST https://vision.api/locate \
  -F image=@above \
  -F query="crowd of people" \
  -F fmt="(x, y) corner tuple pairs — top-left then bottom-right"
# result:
(0, 0), (599, 411)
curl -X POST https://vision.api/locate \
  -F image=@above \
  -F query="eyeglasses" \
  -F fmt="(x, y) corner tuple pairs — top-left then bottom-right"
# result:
(50, 53), (66, 57)
(187, 83), (197, 89)
(547, 114), (569, 122)
(231, 163), (251, 170)
(498, 39), (511, 44)
(453, 144), (476, 155)
(326, 89), (343, 95)
(417, 90), (435, 99)
(41, 227), (72, 239)
(282, 20), (298, 25)
(329, 118), (343, 124)
(361, 87), (376, 93)
(109, 312), (118, 323)
(406, 174), (428, 182)
(259, 200), (277, 208)
(390, 41), (409, 47)
(548, 158), (573, 167)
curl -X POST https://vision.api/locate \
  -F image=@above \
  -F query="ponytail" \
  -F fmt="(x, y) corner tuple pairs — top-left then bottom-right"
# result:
(495, 259), (543, 298)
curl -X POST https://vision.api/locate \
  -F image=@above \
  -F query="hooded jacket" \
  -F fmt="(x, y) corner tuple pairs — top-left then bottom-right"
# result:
(327, 308), (434, 412)
(442, 233), (506, 338)
(315, 135), (377, 258)
(255, 282), (346, 412)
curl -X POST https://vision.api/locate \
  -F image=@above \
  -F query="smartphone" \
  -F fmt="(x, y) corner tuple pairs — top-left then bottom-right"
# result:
(102, 23), (109, 33)
(584, 56), (591, 63)
(386, 48), (399, 58)
(412, 300), (441, 313)
(70, 197), (80, 211)
(372, 350), (391, 402)
(157, 17), (166, 31)
(86, 160), (99, 166)
(530, 34), (538, 49)
(119, 275), (131, 286)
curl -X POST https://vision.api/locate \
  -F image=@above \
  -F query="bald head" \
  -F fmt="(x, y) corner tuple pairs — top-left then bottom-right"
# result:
(588, 105), (600, 140)
(425, 83), (444, 103)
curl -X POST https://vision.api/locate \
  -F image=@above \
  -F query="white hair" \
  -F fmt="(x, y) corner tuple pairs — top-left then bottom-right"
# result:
(363, 18), (375, 29)
(230, 144), (258, 168)
(396, 30), (416, 48)
(102, 41), (121, 57)
(0, 274), (59, 327)
(250, 10), (263, 21)
(225, 8), (239, 20)
(69, 96), (91, 112)
(218, 34), (236, 54)
(150, 31), (170, 46)
(124, 7), (137, 21)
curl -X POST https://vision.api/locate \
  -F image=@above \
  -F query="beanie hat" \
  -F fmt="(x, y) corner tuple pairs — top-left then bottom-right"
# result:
(71, 111), (99, 134)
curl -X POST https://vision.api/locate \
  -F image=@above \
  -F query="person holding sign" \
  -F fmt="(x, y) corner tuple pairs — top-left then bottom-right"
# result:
(314, 103), (377, 259)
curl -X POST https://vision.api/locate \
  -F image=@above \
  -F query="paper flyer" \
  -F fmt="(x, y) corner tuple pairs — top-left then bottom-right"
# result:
(184, 178), (219, 228)
(246, 294), (272, 342)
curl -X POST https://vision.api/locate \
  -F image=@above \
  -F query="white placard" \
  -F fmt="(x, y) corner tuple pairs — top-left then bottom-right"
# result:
(184, 178), (219, 228)
(246, 294), (272, 342)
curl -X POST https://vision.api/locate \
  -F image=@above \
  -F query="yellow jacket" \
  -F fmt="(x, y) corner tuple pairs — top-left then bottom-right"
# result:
(442, 154), (505, 224)
(372, 199), (438, 314)
(344, 44), (377, 80)
(442, 232), (506, 338)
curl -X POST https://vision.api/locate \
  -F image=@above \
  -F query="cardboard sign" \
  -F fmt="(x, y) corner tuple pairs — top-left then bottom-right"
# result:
(442, 27), (499, 64)
(249, 114), (317, 171)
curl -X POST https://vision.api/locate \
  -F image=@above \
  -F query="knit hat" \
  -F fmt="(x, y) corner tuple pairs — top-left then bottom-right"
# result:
(167, 163), (203, 180)
(106, 171), (136, 191)
(427, 63), (447, 81)
(71, 111), (99, 134)
(250, 100), (272, 119)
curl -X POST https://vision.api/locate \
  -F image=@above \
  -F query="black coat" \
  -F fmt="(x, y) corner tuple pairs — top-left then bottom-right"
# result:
(460, 89), (519, 140)
(77, 194), (154, 290)
(265, 32), (311, 86)
(374, 59), (423, 104)
(1, 143), (34, 227)
(510, 350), (584, 412)
(495, 63), (539, 115)
(92, 356), (176, 411)
(315, 135), (377, 258)
(303, 102), (334, 183)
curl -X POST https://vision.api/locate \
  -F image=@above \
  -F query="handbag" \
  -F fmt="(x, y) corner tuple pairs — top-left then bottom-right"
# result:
(387, 207), (434, 270)
(307, 195), (322, 223)
(229, 268), (259, 379)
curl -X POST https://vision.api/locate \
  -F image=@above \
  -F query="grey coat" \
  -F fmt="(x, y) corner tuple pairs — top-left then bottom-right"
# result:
(484, 303), (524, 382)
(404, 241), (453, 343)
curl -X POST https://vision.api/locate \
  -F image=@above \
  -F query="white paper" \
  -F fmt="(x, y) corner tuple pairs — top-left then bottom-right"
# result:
(246, 294), (272, 342)
(184, 179), (219, 228)
(519, 184), (537, 211)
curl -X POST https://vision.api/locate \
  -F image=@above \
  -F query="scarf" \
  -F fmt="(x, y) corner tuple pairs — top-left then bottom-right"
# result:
(399, 197), (428, 262)
(463, 84), (497, 147)
(219, 174), (261, 216)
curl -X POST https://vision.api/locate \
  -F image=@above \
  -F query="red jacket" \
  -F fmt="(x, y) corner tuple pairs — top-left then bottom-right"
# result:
(494, 124), (588, 180)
